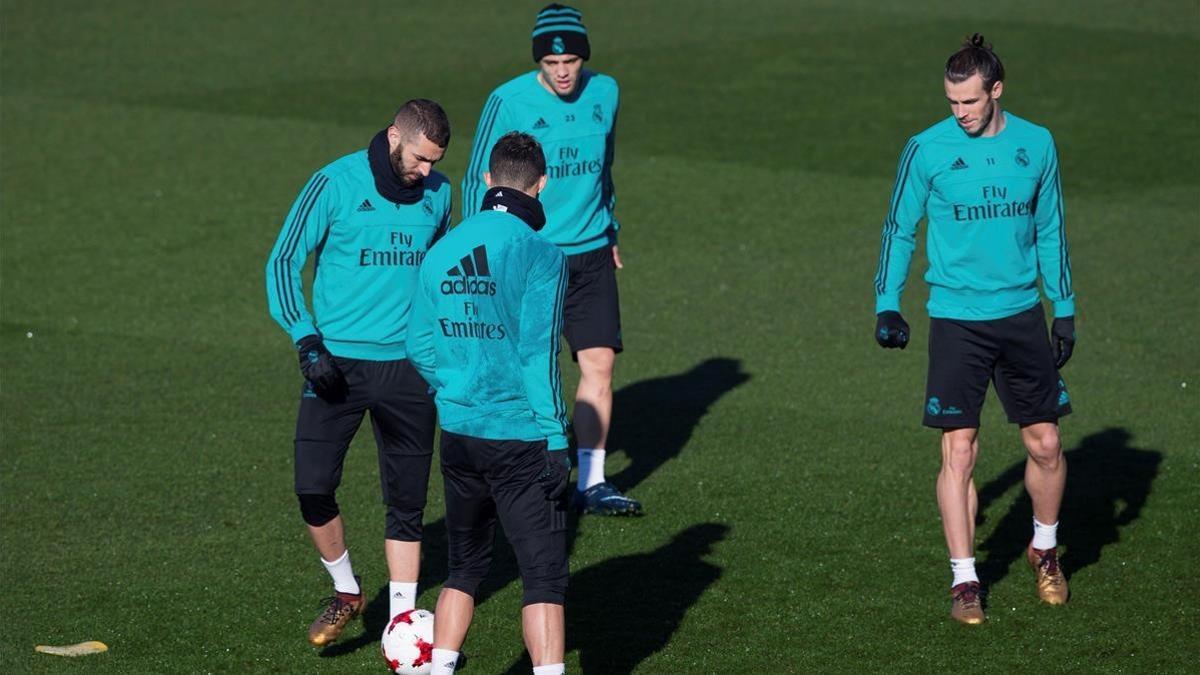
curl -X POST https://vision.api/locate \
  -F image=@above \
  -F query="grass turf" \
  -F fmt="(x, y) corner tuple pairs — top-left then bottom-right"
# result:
(2, 1), (1197, 671)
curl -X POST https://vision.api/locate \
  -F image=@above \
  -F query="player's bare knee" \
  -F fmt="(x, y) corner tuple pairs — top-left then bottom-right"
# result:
(1026, 429), (1062, 469)
(577, 349), (615, 383)
(941, 436), (978, 475)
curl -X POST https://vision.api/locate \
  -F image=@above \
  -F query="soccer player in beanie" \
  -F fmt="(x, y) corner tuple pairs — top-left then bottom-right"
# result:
(462, 3), (640, 517)
(873, 35), (1076, 624)
(408, 132), (570, 675)
(265, 99), (452, 645)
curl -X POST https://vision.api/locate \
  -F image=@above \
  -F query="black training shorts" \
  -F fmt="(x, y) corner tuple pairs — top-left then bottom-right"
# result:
(924, 303), (1072, 429)
(293, 357), (435, 532)
(440, 430), (568, 606)
(562, 245), (623, 358)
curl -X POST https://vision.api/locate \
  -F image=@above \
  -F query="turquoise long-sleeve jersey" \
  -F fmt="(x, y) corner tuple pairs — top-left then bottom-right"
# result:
(461, 71), (619, 254)
(265, 150), (452, 359)
(407, 208), (569, 449)
(874, 112), (1075, 320)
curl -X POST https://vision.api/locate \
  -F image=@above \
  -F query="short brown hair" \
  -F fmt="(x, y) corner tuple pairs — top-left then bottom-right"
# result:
(488, 132), (546, 191)
(393, 99), (451, 148)
(945, 33), (1005, 92)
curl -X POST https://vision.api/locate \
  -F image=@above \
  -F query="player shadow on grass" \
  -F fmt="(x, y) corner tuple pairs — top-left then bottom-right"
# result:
(974, 427), (1161, 587)
(323, 359), (749, 659)
(501, 522), (730, 675)
(417, 357), (750, 600)
(604, 357), (752, 494)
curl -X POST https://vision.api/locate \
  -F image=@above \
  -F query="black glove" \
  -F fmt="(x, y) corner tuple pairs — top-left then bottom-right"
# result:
(297, 335), (347, 400)
(1051, 316), (1075, 369)
(537, 448), (571, 500)
(875, 311), (910, 349)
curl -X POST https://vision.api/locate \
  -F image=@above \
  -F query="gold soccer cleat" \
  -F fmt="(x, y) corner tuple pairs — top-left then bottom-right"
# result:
(1028, 544), (1069, 605)
(950, 581), (986, 625)
(307, 580), (365, 647)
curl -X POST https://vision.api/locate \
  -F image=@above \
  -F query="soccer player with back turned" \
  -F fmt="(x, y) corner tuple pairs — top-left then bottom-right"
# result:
(408, 132), (570, 674)
(266, 100), (452, 645)
(873, 35), (1077, 624)
(463, 3), (640, 516)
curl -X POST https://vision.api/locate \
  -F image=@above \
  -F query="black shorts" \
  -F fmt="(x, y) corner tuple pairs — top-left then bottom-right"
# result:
(293, 357), (435, 537)
(440, 430), (568, 606)
(563, 245), (623, 358)
(924, 303), (1072, 429)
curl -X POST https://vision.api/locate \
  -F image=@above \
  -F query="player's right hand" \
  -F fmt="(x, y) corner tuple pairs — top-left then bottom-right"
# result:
(875, 311), (910, 349)
(537, 448), (571, 500)
(1051, 316), (1076, 369)
(296, 335), (347, 400)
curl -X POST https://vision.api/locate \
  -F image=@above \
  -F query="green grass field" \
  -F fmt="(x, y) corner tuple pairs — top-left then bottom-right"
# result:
(2, 1), (1198, 672)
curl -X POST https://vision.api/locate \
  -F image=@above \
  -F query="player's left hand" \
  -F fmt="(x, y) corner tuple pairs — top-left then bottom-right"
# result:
(612, 245), (623, 270)
(875, 311), (910, 349)
(537, 448), (571, 500)
(1051, 316), (1075, 369)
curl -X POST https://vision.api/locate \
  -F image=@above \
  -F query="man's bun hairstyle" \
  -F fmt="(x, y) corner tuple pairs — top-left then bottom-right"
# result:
(945, 33), (1006, 91)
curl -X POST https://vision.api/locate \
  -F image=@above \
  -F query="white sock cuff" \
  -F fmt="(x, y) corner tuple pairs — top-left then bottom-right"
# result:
(532, 664), (565, 675)
(1032, 518), (1059, 549)
(320, 549), (359, 594)
(389, 581), (418, 613)
(432, 648), (460, 672)
(321, 549), (349, 566)
(949, 557), (979, 587)
(577, 448), (607, 490)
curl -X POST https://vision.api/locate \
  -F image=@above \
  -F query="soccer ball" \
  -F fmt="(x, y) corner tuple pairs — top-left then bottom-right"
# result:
(380, 609), (435, 674)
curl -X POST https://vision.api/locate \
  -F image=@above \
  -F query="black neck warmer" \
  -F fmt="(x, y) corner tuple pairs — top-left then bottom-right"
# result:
(367, 129), (424, 205)
(480, 186), (547, 231)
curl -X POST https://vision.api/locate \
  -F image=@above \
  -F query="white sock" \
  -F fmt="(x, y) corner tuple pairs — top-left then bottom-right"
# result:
(389, 581), (418, 616)
(1032, 518), (1059, 550)
(950, 557), (978, 587)
(576, 448), (606, 491)
(432, 648), (460, 672)
(321, 550), (360, 594)
(532, 664), (565, 675)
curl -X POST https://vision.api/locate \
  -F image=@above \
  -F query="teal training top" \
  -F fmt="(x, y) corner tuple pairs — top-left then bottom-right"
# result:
(407, 208), (570, 449)
(461, 71), (619, 255)
(265, 150), (452, 359)
(874, 112), (1075, 320)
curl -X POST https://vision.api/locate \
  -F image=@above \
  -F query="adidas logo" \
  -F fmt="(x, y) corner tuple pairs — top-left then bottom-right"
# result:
(356, 199), (375, 212)
(950, 157), (969, 171)
(441, 245), (496, 295)
(532, 117), (549, 130)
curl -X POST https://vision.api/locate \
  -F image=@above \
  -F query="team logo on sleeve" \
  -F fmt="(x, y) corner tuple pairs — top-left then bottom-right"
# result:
(441, 245), (497, 296)
(1014, 148), (1030, 167)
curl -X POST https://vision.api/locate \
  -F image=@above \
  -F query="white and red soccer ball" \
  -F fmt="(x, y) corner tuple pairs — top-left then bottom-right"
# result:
(380, 609), (435, 674)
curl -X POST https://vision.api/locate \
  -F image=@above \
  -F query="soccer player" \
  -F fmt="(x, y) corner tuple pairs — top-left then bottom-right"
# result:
(462, 3), (639, 516)
(873, 35), (1077, 624)
(265, 100), (452, 645)
(408, 132), (570, 675)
